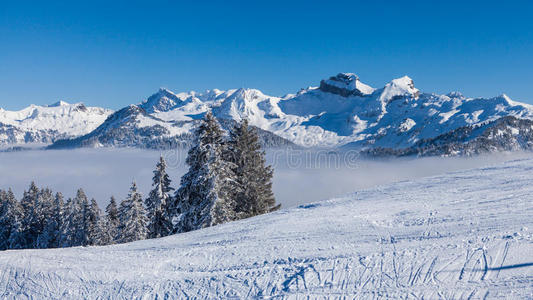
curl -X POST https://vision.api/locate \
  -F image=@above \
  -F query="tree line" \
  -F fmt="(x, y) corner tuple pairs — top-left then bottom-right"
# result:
(0, 113), (279, 250)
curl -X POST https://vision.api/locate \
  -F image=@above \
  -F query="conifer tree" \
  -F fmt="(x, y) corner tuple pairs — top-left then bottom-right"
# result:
(0, 189), (22, 250)
(98, 196), (119, 245)
(117, 182), (148, 243)
(146, 156), (174, 238)
(227, 119), (279, 219)
(17, 182), (41, 248)
(35, 188), (54, 248)
(173, 112), (238, 232)
(37, 192), (64, 248)
(59, 197), (74, 247)
(60, 189), (89, 247)
(85, 198), (102, 245)
(0, 190), (8, 249)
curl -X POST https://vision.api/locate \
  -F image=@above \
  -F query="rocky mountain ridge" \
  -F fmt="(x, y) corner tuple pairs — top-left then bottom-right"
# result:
(4, 72), (533, 156)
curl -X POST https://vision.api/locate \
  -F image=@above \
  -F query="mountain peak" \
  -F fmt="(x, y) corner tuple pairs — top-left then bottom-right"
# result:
(48, 100), (70, 107)
(141, 88), (182, 113)
(319, 73), (375, 97)
(379, 76), (420, 102)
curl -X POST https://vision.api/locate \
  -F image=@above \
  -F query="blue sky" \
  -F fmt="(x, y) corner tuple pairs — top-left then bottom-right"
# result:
(1, 0), (532, 110)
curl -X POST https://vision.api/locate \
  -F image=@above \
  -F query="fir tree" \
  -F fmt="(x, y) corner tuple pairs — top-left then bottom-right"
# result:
(117, 182), (148, 243)
(35, 188), (54, 248)
(172, 112), (238, 232)
(16, 182), (41, 248)
(146, 156), (174, 238)
(0, 189), (22, 250)
(60, 189), (89, 247)
(85, 198), (102, 245)
(98, 196), (119, 245)
(36, 192), (64, 248)
(227, 119), (279, 219)
(58, 197), (75, 247)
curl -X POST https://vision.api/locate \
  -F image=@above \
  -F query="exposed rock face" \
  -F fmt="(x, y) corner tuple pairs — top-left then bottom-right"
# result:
(319, 73), (375, 97)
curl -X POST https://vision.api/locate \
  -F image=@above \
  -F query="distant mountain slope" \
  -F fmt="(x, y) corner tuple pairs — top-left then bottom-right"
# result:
(0, 101), (112, 145)
(49, 105), (296, 149)
(5, 72), (533, 154)
(361, 116), (533, 157)
(0, 157), (531, 298)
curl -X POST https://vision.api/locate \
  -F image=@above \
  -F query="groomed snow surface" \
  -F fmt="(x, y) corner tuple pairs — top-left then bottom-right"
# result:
(1, 158), (532, 299)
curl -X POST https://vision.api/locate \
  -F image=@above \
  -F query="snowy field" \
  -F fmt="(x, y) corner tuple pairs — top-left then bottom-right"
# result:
(0, 148), (531, 208)
(0, 156), (532, 298)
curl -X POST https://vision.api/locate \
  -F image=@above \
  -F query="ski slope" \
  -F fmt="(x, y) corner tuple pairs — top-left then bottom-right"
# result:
(0, 158), (532, 299)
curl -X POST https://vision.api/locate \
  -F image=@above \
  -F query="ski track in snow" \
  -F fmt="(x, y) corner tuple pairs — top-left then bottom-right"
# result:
(0, 159), (532, 299)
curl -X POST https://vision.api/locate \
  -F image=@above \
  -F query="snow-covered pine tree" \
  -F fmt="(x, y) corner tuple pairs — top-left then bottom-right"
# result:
(58, 197), (74, 247)
(145, 156), (174, 239)
(76, 189), (90, 246)
(0, 189), (22, 250)
(34, 187), (54, 248)
(97, 196), (119, 245)
(0, 190), (8, 250)
(172, 112), (238, 233)
(36, 192), (64, 248)
(59, 189), (89, 247)
(227, 119), (280, 219)
(6, 189), (24, 250)
(85, 198), (102, 245)
(16, 182), (41, 248)
(117, 182), (148, 243)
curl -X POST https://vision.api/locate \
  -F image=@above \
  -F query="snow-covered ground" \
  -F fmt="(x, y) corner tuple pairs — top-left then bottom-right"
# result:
(0, 157), (532, 298)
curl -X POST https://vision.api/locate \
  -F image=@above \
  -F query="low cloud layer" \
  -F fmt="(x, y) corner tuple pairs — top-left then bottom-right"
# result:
(0, 148), (530, 208)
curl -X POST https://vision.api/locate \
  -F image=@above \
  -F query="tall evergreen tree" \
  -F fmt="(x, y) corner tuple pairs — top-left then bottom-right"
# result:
(16, 182), (41, 248)
(59, 197), (74, 247)
(34, 188), (54, 248)
(85, 198), (103, 245)
(117, 182), (148, 243)
(0, 189), (22, 250)
(37, 192), (64, 248)
(172, 112), (238, 233)
(98, 196), (119, 245)
(145, 156), (174, 238)
(60, 189), (89, 247)
(227, 119), (279, 219)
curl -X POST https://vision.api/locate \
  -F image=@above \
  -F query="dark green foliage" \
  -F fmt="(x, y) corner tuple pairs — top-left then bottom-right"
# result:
(227, 119), (280, 219)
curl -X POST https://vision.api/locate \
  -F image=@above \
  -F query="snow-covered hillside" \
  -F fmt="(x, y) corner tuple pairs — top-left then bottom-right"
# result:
(0, 158), (531, 298)
(0, 101), (112, 145)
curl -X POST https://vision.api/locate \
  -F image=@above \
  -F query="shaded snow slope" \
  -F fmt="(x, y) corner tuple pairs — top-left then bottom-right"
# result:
(0, 158), (532, 298)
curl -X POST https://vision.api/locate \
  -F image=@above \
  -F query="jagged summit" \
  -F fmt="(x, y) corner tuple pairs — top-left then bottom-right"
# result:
(319, 73), (375, 97)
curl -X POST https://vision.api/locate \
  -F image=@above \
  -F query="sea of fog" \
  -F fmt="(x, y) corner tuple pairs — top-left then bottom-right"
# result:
(0, 148), (531, 208)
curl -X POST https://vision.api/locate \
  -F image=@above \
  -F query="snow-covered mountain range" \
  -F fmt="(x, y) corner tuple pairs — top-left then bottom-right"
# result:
(0, 101), (112, 145)
(5, 73), (533, 155)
